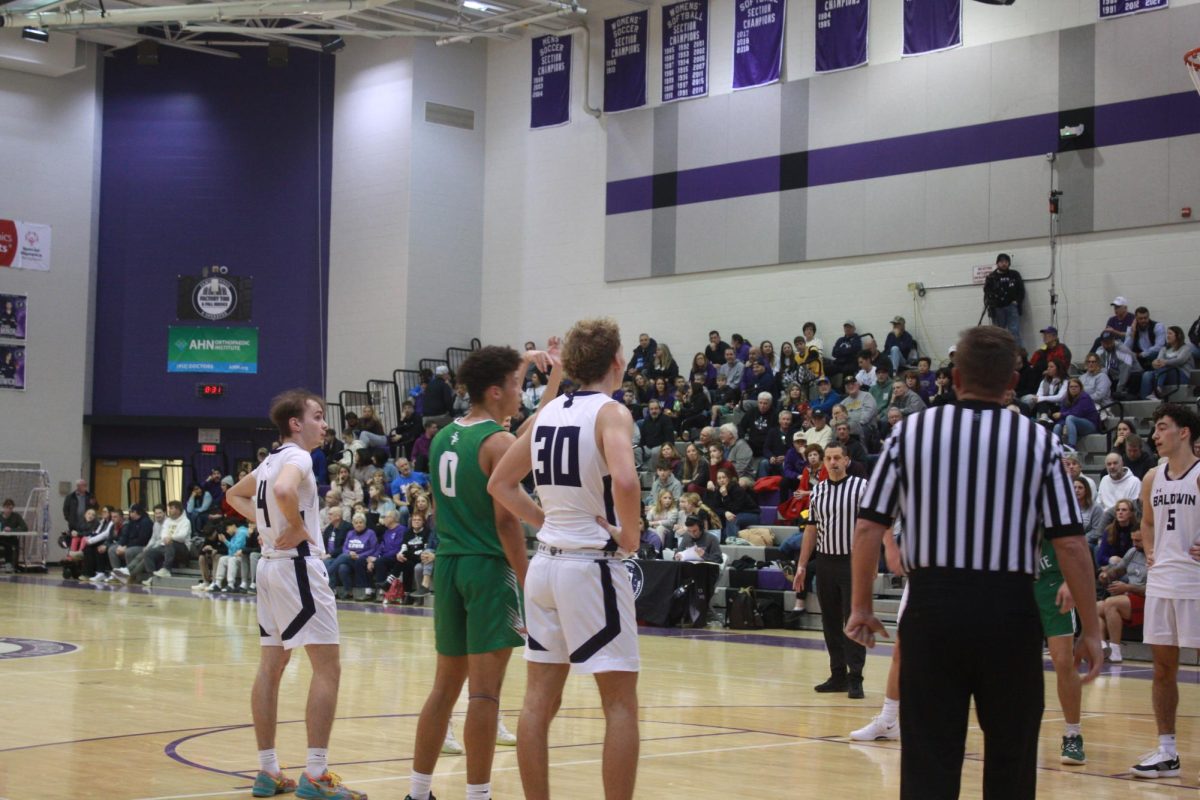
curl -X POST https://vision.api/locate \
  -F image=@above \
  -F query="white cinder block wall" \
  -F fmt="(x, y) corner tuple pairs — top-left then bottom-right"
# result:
(479, 0), (1200, 357)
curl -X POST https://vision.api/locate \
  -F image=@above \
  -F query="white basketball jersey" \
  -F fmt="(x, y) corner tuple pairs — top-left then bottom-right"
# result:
(252, 442), (324, 558)
(1147, 458), (1200, 600)
(531, 391), (622, 549)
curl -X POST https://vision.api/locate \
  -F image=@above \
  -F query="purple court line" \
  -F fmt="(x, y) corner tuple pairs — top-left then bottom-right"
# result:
(4, 574), (1197, 685)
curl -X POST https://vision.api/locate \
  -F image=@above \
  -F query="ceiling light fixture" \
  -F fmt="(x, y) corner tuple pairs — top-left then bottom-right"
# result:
(22, 26), (50, 43)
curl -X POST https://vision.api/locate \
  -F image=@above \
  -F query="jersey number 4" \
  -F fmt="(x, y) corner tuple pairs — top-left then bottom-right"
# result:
(534, 425), (581, 487)
(256, 480), (271, 528)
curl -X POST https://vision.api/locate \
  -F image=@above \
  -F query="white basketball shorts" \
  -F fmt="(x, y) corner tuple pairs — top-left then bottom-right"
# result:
(1143, 596), (1200, 649)
(523, 551), (640, 674)
(257, 556), (340, 650)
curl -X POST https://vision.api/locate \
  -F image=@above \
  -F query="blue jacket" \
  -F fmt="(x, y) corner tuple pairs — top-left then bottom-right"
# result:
(226, 526), (249, 555)
(389, 472), (431, 498)
(810, 390), (842, 417)
(884, 330), (915, 359)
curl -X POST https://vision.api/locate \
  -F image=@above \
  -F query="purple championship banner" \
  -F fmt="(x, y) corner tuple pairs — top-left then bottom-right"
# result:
(531, 34), (572, 129)
(604, 11), (648, 113)
(733, 0), (786, 90)
(662, 0), (709, 103)
(1099, 0), (1167, 18)
(903, 0), (961, 57)
(815, 0), (868, 74)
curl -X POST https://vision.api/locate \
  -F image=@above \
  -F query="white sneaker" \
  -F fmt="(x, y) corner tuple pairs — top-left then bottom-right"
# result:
(113, 567), (130, 578)
(441, 723), (464, 755)
(207, 581), (220, 591)
(364, 587), (374, 598)
(1109, 644), (1123, 664)
(107, 574), (124, 583)
(497, 714), (517, 746)
(1130, 748), (1181, 778)
(153, 568), (171, 578)
(850, 715), (900, 741)
(193, 581), (209, 590)
(91, 572), (109, 583)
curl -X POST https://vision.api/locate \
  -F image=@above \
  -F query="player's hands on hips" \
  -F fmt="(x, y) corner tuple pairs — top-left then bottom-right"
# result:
(1055, 583), (1075, 613)
(1075, 633), (1103, 683)
(275, 523), (308, 551)
(792, 565), (806, 592)
(844, 610), (888, 648)
(1189, 542), (1200, 563)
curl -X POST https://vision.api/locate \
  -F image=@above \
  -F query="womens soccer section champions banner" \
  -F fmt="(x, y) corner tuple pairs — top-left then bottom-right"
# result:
(604, 11), (648, 113)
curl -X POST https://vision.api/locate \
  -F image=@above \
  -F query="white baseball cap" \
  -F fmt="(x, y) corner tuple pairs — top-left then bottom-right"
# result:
(1111, 296), (1128, 307)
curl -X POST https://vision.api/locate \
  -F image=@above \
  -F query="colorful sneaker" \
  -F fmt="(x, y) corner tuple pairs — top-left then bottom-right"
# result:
(850, 715), (899, 741)
(496, 714), (517, 746)
(296, 772), (367, 799)
(1130, 749), (1181, 779)
(252, 770), (298, 797)
(1060, 735), (1086, 765)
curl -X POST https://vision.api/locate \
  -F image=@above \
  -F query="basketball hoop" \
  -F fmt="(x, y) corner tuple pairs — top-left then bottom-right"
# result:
(1187, 47), (1200, 97)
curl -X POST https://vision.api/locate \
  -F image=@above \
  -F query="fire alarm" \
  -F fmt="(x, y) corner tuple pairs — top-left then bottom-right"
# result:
(1183, 207), (1192, 219)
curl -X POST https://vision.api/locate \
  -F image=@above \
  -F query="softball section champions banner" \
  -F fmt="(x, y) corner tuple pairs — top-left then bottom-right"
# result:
(604, 11), (648, 113)
(903, 0), (961, 57)
(0, 219), (51, 271)
(733, 0), (785, 89)
(662, 0), (708, 102)
(1099, 0), (1167, 18)
(816, 0), (868, 73)
(531, 34), (572, 129)
(167, 326), (258, 374)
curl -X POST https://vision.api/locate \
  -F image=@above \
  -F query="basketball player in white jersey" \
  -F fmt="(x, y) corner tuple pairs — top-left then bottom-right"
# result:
(225, 389), (366, 800)
(1129, 403), (1200, 780)
(489, 317), (642, 800)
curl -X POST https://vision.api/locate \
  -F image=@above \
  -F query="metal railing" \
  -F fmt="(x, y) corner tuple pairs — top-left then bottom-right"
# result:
(366, 379), (400, 432)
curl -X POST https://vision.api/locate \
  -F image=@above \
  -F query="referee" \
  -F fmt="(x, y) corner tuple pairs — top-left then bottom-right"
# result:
(794, 442), (868, 699)
(845, 326), (1102, 800)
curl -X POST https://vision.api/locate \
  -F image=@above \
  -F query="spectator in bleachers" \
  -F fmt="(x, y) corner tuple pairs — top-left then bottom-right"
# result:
(860, 336), (891, 372)
(840, 376), (877, 432)
(80, 505), (116, 582)
(695, 426), (720, 453)
(854, 353), (877, 388)
(646, 491), (683, 545)
(1110, 419), (1137, 457)
(1117, 434), (1156, 481)
(108, 503), (149, 578)
(1098, 453), (1141, 513)
(372, 510), (407, 599)
(621, 386), (644, 421)
(689, 352), (717, 389)
(797, 335), (825, 385)
(320, 489), (344, 529)
(649, 377), (675, 409)
(705, 467), (760, 543)
(1, 497), (27, 573)
(353, 406), (388, 452)
(881, 407), (905, 440)
(1124, 306), (1166, 371)
(451, 383), (471, 418)
(1095, 332), (1140, 400)
(681, 443), (707, 494)
(649, 462), (683, 504)
(1073, 478), (1105, 551)
(195, 518), (232, 590)
(1095, 526), (1147, 664)
(321, 427), (346, 467)
(810, 377), (841, 418)
(759, 410), (795, 478)
(239, 522), (261, 593)
(202, 468), (225, 509)
(1025, 359), (1067, 422)
(387, 511), (437, 603)
(142, 500), (191, 581)
(388, 399), (423, 459)
(731, 334), (751, 362)
(900, 371), (926, 406)
(708, 373), (740, 426)
(637, 399), (675, 469)
(915, 357), (936, 402)
(717, 346), (744, 387)
(1014, 349), (1041, 399)
(322, 506), (351, 563)
(1079, 353), (1113, 408)
(409, 370), (429, 415)
(522, 371), (547, 414)
(867, 364), (894, 413)
(352, 449), (380, 486)
(782, 384), (810, 420)
(410, 420), (438, 472)
(780, 432), (809, 502)
(884, 316), (916, 375)
(1051, 378), (1102, 449)
(347, 512), (381, 599)
(776, 341), (800, 390)
(333, 465), (363, 509)
(738, 392), (778, 457)
(705, 445), (734, 493)
(631, 373), (651, 403)
(832, 423), (870, 477)
(802, 322), (824, 356)
(677, 380), (711, 438)
(1095, 498), (1138, 567)
(705, 331), (730, 367)
(718, 423), (754, 487)
(673, 493), (718, 547)
(1138, 325), (1192, 399)
(831, 321), (863, 380)
(212, 522), (247, 592)
(1092, 296), (1135, 355)
(1029, 326), (1071, 378)
(760, 340), (779, 373)
(804, 408), (834, 449)
(649, 343), (679, 383)
(983, 252), (1024, 346)
(61, 478), (94, 534)
(744, 359), (776, 404)
(326, 512), (366, 600)
(674, 516), (722, 563)
(1190, 314), (1200, 359)
(656, 442), (683, 477)
(422, 365), (455, 429)
(1062, 454), (1096, 498)
(628, 332), (658, 377)
(366, 484), (396, 519)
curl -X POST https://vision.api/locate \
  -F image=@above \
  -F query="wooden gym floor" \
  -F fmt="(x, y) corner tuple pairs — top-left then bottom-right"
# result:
(0, 574), (1197, 799)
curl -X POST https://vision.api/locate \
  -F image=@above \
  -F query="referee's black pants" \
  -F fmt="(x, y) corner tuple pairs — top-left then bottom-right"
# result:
(899, 569), (1043, 800)
(814, 553), (864, 679)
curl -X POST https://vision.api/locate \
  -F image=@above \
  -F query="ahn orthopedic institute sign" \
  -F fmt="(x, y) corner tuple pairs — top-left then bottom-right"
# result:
(168, 326), (259, 374)
(177, 266), (253, 322)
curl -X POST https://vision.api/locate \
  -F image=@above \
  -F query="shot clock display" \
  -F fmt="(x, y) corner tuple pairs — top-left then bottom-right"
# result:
(196, 383), (226, 398)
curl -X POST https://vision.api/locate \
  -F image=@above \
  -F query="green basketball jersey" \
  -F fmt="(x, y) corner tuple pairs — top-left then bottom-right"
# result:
(1036, 537), (1063, 585)
(430, 418), (505, 558)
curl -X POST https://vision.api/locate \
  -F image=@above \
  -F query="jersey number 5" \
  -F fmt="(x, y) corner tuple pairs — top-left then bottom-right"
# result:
(256, 480), (271, 528)
(534, 425), (581, 487)
(439, 452), (460, 498)
(1165, 508), (1176, 532)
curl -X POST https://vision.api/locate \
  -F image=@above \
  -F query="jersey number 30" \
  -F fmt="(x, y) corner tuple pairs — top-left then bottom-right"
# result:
(534, 425), (582, 487)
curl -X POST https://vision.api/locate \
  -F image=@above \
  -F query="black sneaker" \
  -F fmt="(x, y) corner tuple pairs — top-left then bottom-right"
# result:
(403, 794), (437, 800)
(1130, 749), (1181, 778)
(814, 676), (849, 693)
(847, 677), (865, 699)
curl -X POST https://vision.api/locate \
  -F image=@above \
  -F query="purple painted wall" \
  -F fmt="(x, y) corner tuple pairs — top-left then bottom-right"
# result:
(92, 46), (334, 433)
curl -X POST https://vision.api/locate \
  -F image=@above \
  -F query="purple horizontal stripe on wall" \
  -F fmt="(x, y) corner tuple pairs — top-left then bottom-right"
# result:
(606, 90), (1200, 215)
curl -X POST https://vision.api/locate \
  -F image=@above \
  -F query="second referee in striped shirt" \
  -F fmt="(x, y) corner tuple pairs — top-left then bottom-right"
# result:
(793, 442), (869, 699)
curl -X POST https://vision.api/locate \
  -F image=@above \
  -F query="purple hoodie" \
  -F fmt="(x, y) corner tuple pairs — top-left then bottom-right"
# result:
(1060, 390), (1101, 428)
(378, 525), (405, 560)
(343, 528), (379, 558)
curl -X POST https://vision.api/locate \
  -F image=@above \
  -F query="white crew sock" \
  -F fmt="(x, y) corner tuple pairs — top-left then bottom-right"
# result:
(306, 747), (328, 779)
(258, 748), (281, 775)
(880, 697), (899, 725)
(467, 783), (491, 800)
(409, 771), (433, 800)
(1159, 734), (1177, 756)
(1064, 723), (1081, 738)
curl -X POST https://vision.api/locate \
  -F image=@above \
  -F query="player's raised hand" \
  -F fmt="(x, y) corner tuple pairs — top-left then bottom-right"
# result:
(545, 335), (563, 367)
(525, 346), (553, 374)
(844, 610), (889, 649)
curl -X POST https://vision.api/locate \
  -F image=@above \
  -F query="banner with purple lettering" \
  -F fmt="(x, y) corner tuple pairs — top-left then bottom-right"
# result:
(663, 0), (709, 103)
(531, 34), (571, 129)
(903, 0), (961, 57)
(733, 0), (786, 90)
(1099, 0), (1167, 18)
(604, 11), (647, 113)
(815, 0), (868, 73)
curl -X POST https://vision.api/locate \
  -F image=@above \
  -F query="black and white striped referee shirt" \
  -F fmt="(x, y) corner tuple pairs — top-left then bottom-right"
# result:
(807, 476), (868, 556)
(859, 400), (1083, 575)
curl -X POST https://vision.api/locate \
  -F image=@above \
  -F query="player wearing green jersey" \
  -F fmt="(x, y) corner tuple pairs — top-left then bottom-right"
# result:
(407, 340), (560, 800)
(1033, 534), (1088, 765)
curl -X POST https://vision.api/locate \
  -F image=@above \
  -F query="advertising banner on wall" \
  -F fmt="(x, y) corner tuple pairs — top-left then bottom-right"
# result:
(816, 0), (868, 73)
(733, 0), (786, 89)
(663, 0), (709, 103)
(177, 267), (253, 321)
(167, 326), (259, 374)
(531, 34), (572, 129)
(1099, 0), (1167, 18)
(604, 10), (648, 113)
(903, 0), (962, 57)
(0, 219), (51, 272)
(0, 293), (27, 340)
(0, 344), (25, 391)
